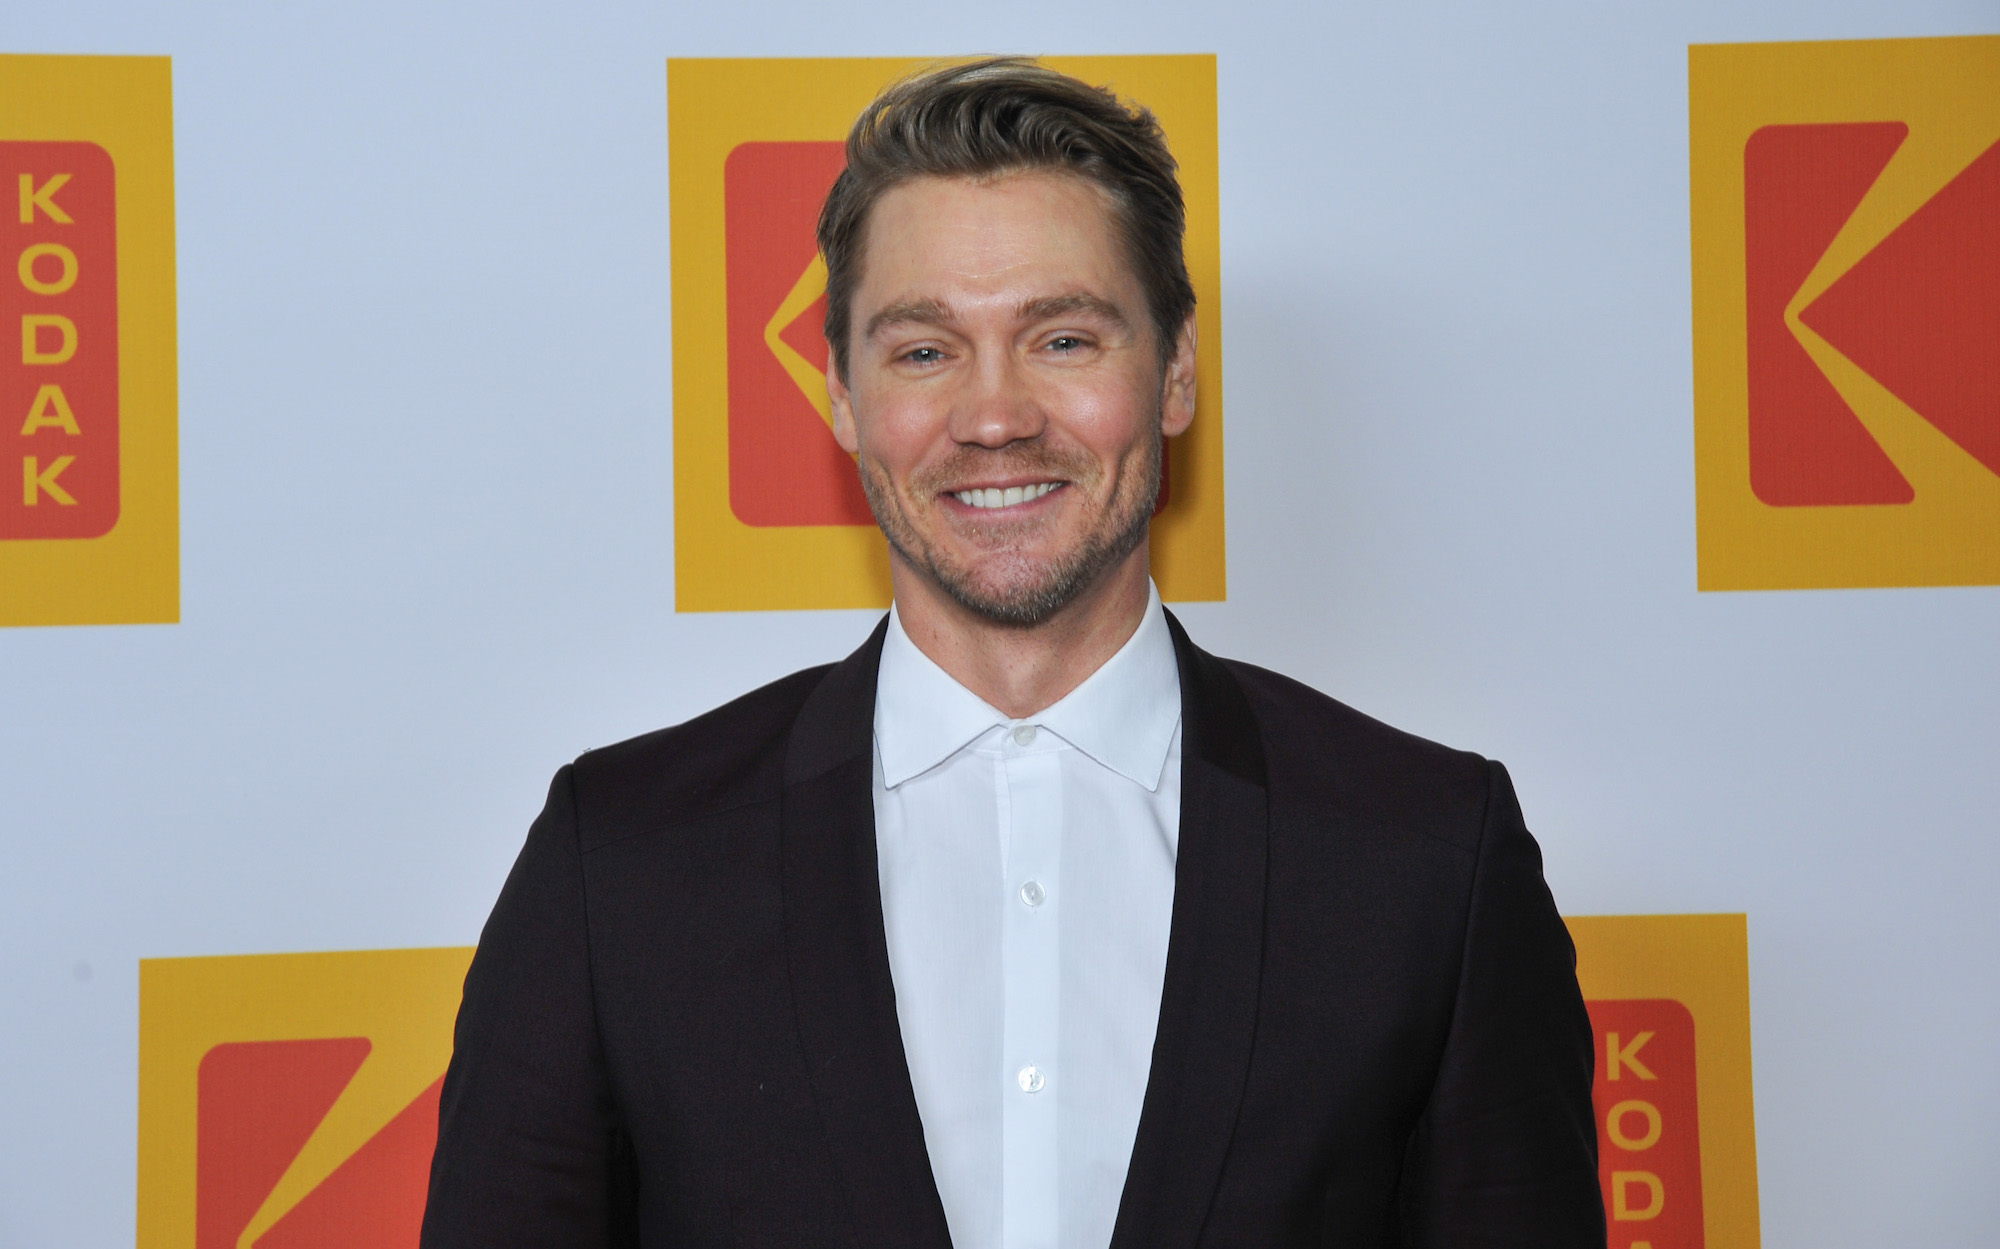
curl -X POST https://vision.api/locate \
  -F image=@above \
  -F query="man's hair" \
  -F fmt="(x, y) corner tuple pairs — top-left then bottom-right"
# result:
(816, 56), (1196, 379)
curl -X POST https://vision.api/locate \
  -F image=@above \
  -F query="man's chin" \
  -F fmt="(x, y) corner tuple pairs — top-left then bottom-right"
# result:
(936, 581), (1075, 627)
(915, 550), (1105, 627)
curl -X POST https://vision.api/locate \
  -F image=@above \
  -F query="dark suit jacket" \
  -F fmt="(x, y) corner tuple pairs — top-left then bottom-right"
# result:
(423, 613), (1604, 1247)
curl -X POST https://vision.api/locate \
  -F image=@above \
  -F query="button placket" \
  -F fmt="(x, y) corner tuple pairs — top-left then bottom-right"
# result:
(999, 740), (1061, 1249)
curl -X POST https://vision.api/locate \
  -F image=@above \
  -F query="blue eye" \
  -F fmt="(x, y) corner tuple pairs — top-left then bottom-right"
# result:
(905, 347), (944, 365)
(1048, 336), (1083, 352)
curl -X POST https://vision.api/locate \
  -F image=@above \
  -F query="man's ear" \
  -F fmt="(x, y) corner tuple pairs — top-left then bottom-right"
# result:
(1160, 313), (1198, 438)
(828, 356), (861, 455)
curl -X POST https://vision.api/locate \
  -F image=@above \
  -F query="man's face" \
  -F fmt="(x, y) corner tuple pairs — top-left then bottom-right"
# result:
(828, 170), (1196, 625)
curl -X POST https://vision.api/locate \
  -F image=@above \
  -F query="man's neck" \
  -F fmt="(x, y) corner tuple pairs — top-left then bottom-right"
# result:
(889, 548), (1155, 720)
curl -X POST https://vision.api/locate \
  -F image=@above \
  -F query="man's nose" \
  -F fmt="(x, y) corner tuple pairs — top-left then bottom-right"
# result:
(948, 350), (1046, 448)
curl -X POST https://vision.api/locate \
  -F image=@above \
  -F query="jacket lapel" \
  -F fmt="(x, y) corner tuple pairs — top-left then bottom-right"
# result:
(1110, 611), (1271, 1249)
(780, 617), (956, 1249)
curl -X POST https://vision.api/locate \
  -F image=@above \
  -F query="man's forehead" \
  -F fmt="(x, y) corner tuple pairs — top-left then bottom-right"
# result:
(855, 173), (1137, 320)
(861, 170), (1123, 265)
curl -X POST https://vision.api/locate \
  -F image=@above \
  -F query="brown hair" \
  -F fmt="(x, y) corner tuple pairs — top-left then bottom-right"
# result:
(816, 56), (1196, 379)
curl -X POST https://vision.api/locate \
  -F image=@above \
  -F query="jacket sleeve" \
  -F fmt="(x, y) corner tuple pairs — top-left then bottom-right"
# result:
(1397, 761), (1606, 1246)
(422, 764), (638, 1247)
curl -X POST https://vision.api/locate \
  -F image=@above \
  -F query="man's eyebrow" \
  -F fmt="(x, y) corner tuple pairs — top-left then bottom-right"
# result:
(864, 292), (1131, 340)
(1018, 292), (1128, 326)
(865, 298), (958, 339)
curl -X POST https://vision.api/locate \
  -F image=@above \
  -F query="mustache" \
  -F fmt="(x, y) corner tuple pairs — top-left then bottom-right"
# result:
(908, 440), (1100, 497)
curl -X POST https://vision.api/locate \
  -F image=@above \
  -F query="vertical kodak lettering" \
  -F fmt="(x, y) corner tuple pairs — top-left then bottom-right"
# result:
(1607, 1030), (1658, 1081)
(23, 455), (77, 506)
(21, 384), (81, 435)
(21, 314), (77, 365)
(18, 173), (73, 224)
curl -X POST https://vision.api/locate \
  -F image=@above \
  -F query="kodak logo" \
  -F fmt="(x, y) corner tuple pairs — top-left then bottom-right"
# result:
(1745, 125), (1998, 505)
(2, 141), (119, 539)
(1690, 36), (2000, 590)
(139, 948), (470, 1249)
(1589, 999), (1705, 1247)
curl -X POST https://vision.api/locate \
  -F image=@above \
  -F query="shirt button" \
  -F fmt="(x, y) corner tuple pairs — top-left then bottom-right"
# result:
(1011, 724), (1037, 746)
(1019, 880), (1046, 908)
(1017, 1065), (1045, 1093)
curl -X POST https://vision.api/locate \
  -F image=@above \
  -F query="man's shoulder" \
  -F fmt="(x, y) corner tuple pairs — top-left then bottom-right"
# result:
(565, 662), (835, 840)
(1217, 655), (1496, 851)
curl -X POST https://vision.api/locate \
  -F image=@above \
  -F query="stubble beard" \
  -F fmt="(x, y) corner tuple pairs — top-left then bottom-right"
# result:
(859, 422), (1163, 628)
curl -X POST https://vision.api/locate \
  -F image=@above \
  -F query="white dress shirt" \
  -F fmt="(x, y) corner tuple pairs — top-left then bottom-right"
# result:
(872, 584), (1183, 1249)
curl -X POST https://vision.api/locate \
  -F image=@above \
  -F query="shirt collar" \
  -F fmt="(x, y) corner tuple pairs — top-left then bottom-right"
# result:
(874, 583), (1183, 792)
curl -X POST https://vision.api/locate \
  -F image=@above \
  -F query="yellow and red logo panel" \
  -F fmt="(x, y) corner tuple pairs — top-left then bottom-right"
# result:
(669, 56), (1225, 612)
(0, 55), (177, 625)
(138, 948), (473, 1249)
(1568, 914), (1760, 1248)
(1691, 36), (1999, 589)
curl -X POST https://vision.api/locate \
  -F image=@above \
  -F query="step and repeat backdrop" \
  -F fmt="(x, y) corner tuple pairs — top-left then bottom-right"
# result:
(2, 5), (1994, 1248)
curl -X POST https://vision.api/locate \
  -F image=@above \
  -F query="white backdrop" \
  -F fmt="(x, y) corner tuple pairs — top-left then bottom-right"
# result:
(3, 2), (1996, 1244)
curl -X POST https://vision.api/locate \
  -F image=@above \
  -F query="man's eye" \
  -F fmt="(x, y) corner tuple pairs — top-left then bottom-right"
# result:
(902, 346), (945, 365)
(1047, 336), (1086, 352)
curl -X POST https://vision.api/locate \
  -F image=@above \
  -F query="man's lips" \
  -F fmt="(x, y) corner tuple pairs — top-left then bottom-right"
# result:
(943, 480), (1067, 511)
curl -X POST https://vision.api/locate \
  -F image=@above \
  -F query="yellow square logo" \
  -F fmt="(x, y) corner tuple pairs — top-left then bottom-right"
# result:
(137, 948), (472, 1249)
(668, 56), (1226, 612)
(1691, 36), (1999, 590)
(0, 55), (178, 625)
(1567, 914), (1761, 1248)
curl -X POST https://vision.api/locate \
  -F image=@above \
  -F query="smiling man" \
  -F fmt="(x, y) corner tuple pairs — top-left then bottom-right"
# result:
(424, 58), (1604, 1249)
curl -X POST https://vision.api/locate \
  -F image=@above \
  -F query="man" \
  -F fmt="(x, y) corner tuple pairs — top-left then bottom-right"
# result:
(424, 57), (1603, 1248)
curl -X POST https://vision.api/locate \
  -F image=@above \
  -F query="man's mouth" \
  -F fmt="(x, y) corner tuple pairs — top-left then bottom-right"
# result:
(950, 481), (1064, 510)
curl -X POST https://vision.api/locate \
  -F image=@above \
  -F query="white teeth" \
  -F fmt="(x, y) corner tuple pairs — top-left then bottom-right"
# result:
(953, 482), (1061, 509)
